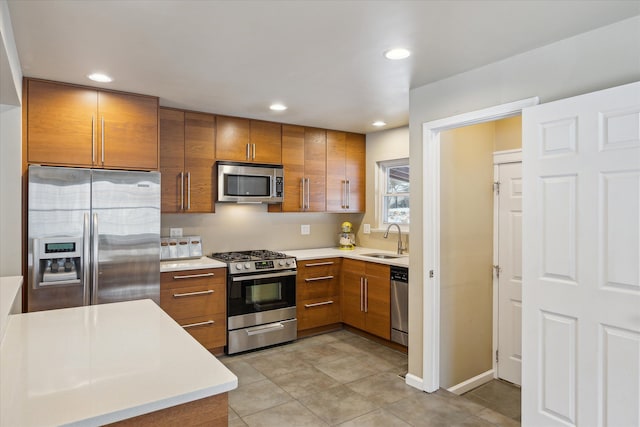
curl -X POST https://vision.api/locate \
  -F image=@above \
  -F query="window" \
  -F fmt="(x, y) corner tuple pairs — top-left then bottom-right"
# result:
(379, 159), (410, 228)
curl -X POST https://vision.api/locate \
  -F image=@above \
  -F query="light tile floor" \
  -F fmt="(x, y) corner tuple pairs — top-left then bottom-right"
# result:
(220, 330), (520, 426)
(462, 380), (521, 423)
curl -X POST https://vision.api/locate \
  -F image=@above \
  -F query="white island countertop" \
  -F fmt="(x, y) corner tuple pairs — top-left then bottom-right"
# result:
(0, 299), (237, 427)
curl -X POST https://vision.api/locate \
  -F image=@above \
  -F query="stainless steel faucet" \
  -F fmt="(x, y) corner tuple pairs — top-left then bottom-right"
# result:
(384, 223), (406, 255)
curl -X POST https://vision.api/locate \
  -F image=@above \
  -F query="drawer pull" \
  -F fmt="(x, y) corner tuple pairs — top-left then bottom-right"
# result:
(246, 322), (284, 336)
(304, 300), (334, 308)
(173, 272), (215, 280)
(182, 320), (215, 329)
(304, 275), (334, 282)
(304, 261), (334, 267)
(173, 289), (214, 298)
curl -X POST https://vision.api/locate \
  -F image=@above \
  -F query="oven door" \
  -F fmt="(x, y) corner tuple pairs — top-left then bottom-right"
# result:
(228, 270), (296, 317)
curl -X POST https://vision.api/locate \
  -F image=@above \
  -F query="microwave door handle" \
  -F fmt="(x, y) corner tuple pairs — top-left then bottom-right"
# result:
(83, 213), (90, 305)
(231, 270), (297, 282)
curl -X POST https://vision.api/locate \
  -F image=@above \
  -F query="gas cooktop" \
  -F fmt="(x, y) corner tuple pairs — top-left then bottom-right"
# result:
(208, 250), (296, 274)
(209, 250), (289, 262)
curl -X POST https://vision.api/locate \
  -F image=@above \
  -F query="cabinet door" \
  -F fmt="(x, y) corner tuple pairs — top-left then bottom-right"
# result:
(98, 91), (159, 170)
(185, 112), (215, 213)
(281, 125), (305, 212)
(326, 130), (347, 212)
(305, 128), (327, 212)
(364, 262), (391, 339)
(27, 80), (97, 167)
(345, 133), (365, 212)
(341, 259), (366, 330)
(159, 108), (185, 213)
(250, 120), (281, 164)
(216, 116), (250, 162)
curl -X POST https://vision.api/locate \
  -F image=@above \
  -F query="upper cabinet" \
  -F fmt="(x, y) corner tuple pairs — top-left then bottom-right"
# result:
(326, 131), (365, 212)
(216, 116), (281, 164)
(159, 108), (215, 213)
(280, 125), (326, 212)
(25, 79), (159, 170)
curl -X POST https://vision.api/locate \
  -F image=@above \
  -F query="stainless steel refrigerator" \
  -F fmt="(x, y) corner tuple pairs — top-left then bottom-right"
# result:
(27, 165), (161, 312)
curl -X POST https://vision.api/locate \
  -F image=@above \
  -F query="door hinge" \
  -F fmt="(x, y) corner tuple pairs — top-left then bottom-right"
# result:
(429, 270), (434, 278)
(493, 264), (501, 279)
(496, 349), (499, 363)
(493, 181), (500, 194)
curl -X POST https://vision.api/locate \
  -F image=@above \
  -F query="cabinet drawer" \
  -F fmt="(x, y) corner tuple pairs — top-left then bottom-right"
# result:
(177, 313), (226, 349)
(160, 268), (225, 290)
(298, 274), (339, 300)
(298, 258), (341, 278)
(161, 282), (225, 320)
(297, 296), (341, 331)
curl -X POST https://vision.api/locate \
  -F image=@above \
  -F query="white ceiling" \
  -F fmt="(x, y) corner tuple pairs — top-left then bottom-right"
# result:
(6, 0), (640, 133)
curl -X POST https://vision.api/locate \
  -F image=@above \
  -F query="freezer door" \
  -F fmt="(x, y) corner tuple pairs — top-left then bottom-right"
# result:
(27, 166), (91, 312)
(91, 170), (160, 305)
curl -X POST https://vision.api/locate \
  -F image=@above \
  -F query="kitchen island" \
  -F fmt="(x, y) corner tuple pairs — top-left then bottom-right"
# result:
(0, 299), (237, 426)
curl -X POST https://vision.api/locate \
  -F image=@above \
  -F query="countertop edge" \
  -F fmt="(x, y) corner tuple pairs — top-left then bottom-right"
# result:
(282, 247), (409, 268)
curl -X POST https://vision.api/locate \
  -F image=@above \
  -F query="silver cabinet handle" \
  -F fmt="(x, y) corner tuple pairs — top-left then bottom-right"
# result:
(91, 213), (99, 304)
(91, 115), (95, 165)
(304, 300), (334, 308)
(187, 171), (191, 210)
(183, 320), (215, 329)
(173, 272), (215, 280)
(180, 172), (184, 211)
(246, 143), (250, 160)
(252, 143), (256, 160)
(305, 178), (310, 210)
(101, 116), (105, 165)
(246, 322), (284, 336)
(342, 180), (346, 209)
(300, 178), (305, 209)
(360, 277), (364, 312)
(173, 289), (214, 298)
(304, 261), (334, 267)
(346, 179), (351, 209)
(304, 275), (334, 282)
(364, 277), (368, 313)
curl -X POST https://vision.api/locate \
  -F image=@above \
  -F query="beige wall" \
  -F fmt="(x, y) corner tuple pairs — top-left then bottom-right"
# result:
(494, 116), (522, 151)
(408, 17), (640, 381)
(357, 126), (410, 251)
(162, 205), (362, 253)
(439, 122), (495, 388)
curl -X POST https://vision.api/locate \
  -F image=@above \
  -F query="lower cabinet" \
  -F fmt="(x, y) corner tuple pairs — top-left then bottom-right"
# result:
(160, 268), (226, 350)
(341, 259), (391, 340)
(296, 258), (342, 331)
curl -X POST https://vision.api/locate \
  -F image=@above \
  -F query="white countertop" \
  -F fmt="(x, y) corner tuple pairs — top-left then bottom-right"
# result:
(0, 276), (22, 344)
(282, 247), (409, 268)
(160, 256), (226, 272)
(0, 299), (237, 427)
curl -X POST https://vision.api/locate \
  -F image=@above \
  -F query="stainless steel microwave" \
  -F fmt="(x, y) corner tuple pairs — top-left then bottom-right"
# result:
(217, 161), (284, 203)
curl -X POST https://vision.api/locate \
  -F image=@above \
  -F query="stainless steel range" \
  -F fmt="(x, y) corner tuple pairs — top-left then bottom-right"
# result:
(209, 250), (297, 354)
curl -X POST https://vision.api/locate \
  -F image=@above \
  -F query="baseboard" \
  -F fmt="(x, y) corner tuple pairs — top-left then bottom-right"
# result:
(446, 369), (495, 395)
(405, 373), (424, 391)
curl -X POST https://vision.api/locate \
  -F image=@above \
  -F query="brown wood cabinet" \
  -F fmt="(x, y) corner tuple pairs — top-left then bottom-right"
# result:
(341, 259), (390, 339)
(280, 125), (326, 212)
(216, 116), (281, 164)
(160, 268), (227, 350)
(326, 131), (365, 212)
(26, 79), (158, 170)
(297, 258), (342, 331)
(159, 108), (215, 213)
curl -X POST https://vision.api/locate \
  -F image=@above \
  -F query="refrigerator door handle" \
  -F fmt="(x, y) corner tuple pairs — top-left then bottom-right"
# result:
(83, 213), (91, 305)
(91, 213), (99, 305)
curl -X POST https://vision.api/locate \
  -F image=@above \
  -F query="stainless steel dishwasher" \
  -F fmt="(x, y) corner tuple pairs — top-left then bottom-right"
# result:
(390, 266), (409, 346)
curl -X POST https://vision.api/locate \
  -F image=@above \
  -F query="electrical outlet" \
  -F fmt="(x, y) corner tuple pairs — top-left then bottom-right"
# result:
(169, 228), (183, 237)
(301, 224), (311, 235)
(363, 224), (371, 234)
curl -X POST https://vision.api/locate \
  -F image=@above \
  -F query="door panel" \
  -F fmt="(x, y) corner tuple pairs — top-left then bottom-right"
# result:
(216, 116), (250, 161)
(522, 82), (640, 426)
(326, 131), (346, 211)
(281, 125), (305, 212)
(159, 108), (185, 213)
(305, 128), (327, 211)
(497, 161), (522, 385)
(184, 112), (215, 212)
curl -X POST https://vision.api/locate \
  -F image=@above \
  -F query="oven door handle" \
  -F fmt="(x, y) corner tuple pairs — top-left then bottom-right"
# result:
(231, 270), (297, 282)
(246, 322), (285, 336)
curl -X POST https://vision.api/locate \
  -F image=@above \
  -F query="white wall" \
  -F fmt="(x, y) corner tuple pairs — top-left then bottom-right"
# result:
(407, 16), (640, 380)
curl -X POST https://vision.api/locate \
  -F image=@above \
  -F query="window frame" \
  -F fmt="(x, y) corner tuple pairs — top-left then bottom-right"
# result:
(377, 158), (410, 232)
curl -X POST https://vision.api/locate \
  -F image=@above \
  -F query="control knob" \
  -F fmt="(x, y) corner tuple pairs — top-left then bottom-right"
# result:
(286, 259), (293, 265)
(235, 264), (243, 270)
(244, 263), (251, 269)
(278, 260), (285, 266)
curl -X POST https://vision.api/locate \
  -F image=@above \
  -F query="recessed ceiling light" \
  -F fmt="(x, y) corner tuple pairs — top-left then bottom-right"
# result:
(269, 103), (287, 111)
(384, 48), (411, 60)
(87, 73), (113, 83)
(372, 121), (387, 127)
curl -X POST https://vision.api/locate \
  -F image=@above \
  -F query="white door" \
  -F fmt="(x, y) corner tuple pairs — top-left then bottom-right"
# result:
(496, 161), (523, 386)
(522, 82), (640, 426)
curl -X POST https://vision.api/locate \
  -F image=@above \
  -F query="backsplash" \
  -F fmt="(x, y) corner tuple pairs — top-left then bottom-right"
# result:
(162, 204), (364, 254)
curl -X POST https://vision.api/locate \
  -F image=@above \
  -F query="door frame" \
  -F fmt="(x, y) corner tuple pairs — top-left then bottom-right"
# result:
(421, 97), (538, 392)
(492, 150), (522, 383)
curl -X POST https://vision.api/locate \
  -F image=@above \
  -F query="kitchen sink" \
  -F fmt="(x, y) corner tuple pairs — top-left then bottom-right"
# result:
(361, 253), (406, 259)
